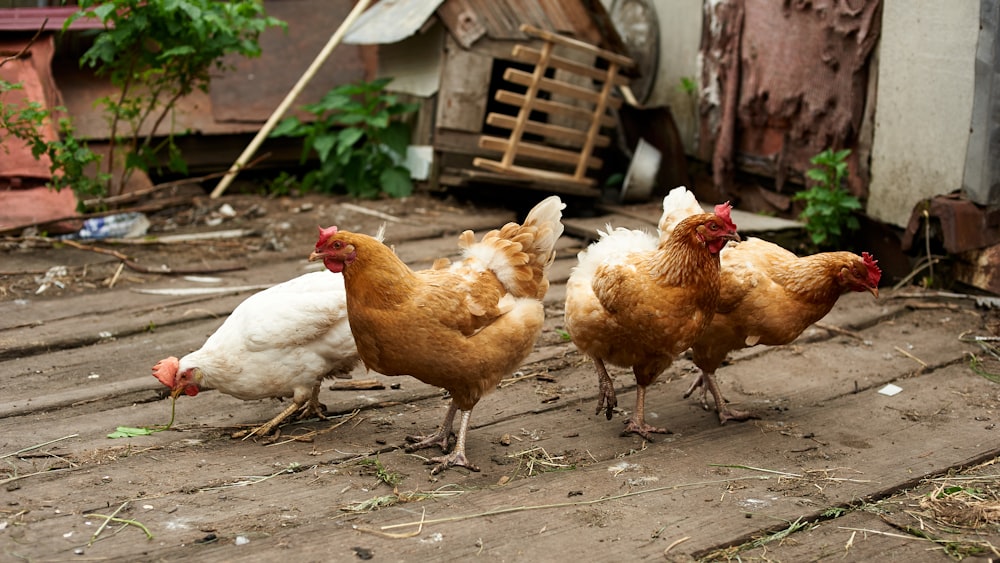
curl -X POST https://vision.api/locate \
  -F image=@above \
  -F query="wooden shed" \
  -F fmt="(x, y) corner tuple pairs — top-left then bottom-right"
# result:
(344, 0), (635, 198)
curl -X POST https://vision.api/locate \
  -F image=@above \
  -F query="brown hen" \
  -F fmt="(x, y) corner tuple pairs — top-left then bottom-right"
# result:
(564, 199), (739, 439)
(310, 196), (564, 473)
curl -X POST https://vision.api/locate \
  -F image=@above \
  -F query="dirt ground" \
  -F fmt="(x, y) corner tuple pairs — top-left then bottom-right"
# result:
(2, 188), (999, 562)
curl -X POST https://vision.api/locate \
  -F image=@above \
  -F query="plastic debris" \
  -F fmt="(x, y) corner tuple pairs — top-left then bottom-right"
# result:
(878, 383), (903, 396)
(73, 212), (150, 240)
(35, 265), (69, 294)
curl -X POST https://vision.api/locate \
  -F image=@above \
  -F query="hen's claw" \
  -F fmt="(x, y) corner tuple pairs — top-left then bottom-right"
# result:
(697, 371), (757, 425)
(428, 451), (480, 475)
(621, 419), (672, 441)
(717, 406), (758, 424)
(405, 432), (453, 454)
(593, 358), (617, 420)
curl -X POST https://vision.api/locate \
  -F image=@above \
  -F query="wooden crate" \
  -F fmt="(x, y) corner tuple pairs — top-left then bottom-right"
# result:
(473, 24), (634, 190)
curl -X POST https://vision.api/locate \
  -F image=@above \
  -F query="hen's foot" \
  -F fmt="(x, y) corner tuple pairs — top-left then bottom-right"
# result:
(427, 450), (480, 475)
(683, 374), (713, 410)
(595, 388), (618, 420)
(621, 419), (672, 441)
(296, 401), (327, 421)
(594, 358), (617, 420)
(718, 406), (758, 425)
(405, 431), (453, 454)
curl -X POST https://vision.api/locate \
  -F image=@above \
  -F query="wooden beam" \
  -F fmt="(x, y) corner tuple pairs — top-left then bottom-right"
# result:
(512, 45), (630, 86)
(495, 90), (616, 128)
(485, 113), (610, 148)
(574, 62), (619, 179)
(503, 68), (623, 110)
(473, 158), (597, 187)
(501, 40), (554, 169)
(479, 135), (603, 169)
(519, 23), (635, 68)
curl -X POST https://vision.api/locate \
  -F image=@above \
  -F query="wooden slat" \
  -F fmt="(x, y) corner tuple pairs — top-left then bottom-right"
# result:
(472, 158), (597, 186)
(575, 61), (619, 178)
(485, 113), (610, 148)
(500, 40), (554, 168)
(495, 90), (616, 127)
(512, 45), (630, 86)
(440, 167), (602, 197)
(520, 23), (635, 68)
(479, 135), (603, 169)
(503, 68), (623, 110)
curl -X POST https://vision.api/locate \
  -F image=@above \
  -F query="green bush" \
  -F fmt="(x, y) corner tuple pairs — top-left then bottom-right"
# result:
(0, 80), (108, 210)
(271, 78), (419, 199)
(67, 0), (284, 192)
(794, 148), (861, 248)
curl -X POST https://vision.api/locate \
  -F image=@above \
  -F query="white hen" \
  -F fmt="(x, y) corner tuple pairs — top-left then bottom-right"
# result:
(151, 269), (359, 438)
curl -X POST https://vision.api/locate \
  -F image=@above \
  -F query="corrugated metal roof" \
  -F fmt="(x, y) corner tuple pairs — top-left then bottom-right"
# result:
(344, 0), (446, 45)
(0, 7), (106, 31)
(345, 0), (622, 52)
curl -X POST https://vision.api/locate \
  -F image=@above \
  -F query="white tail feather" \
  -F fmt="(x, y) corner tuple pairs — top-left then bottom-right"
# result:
(657, 186), (704, 237)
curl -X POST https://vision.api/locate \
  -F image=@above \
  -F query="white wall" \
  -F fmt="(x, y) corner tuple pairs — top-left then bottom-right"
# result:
(643, 0), (704, 153)
(867, 0), (980, 227)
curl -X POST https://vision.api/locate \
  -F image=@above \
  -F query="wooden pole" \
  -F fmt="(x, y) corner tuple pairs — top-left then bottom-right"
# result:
(209, 0), (374, 199)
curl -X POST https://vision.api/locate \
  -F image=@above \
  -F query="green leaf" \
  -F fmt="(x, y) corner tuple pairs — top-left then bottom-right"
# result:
(312, 134), (337, 163)
(338, 127), (365, 151)
(269, 117), (302, 138)
(380, 166), (413, 198)
(381, 121), (412, 157)
(108, 426), (156, 439)
(94, 3), (117, 22)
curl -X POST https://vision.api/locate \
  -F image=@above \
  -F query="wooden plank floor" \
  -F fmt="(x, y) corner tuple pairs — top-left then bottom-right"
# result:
(1, 197), (997, 562)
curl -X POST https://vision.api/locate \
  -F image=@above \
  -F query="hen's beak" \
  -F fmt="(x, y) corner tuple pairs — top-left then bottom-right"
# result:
(725, 231), (741, 242)
(170, 385), (185, 399)
(868, 286), (879, 299)
(308, 251), (323, 262)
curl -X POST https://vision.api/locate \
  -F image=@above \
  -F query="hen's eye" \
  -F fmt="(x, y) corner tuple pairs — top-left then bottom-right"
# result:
(708, 223), (719, 231)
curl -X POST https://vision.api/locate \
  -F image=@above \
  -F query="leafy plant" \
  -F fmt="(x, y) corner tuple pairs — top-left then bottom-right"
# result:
(793, 148), (861, 248)
(678, 76), (698, 96)
(0, 80), (109, 210)
(271, 78), (419, 198)
(66, 0), (285, 195)
(358, 456), (403, 487)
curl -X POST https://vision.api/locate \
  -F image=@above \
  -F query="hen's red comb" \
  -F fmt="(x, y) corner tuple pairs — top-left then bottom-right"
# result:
(862, 252), (882, 285)
(713, 201), (737, 230)
(316, 225), (339, 247)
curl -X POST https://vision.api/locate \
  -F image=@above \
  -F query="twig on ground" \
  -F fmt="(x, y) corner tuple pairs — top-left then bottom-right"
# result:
(0, 467), (81, 486)
(709, 464), (803, 478)
(38, 237), (246, 276)
(265, 409), (362, 447)
(0, 434), (79, 459)
(380, 476), (772, 532)
(87, 502), (129, 546)
(894, 346), (928, 367)
(81, 153), (272, 208)
(663, 536), (690, 555)
(356, 508), (426, 538)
